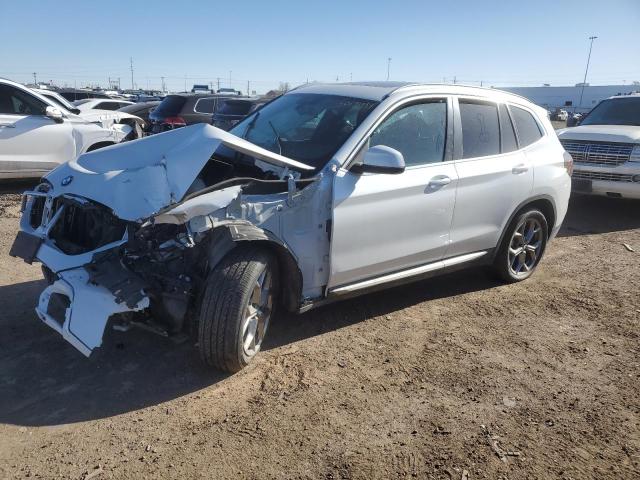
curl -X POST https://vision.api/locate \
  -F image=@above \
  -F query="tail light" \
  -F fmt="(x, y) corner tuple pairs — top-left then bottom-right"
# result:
(563, 150), (574, 176)
(163, 116), (186, 128)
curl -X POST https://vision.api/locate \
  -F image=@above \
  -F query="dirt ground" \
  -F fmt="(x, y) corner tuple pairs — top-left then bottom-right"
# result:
(0, 180), (638, 480)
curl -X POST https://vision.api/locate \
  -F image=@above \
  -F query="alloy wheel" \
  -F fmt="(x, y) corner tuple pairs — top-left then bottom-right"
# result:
(241, 266), (274, 357)
(508, 216), (543, 278)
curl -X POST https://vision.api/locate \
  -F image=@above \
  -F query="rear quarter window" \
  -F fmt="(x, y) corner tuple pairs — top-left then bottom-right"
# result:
(194, 98), (216, 114)
(511, 106), (543, 147)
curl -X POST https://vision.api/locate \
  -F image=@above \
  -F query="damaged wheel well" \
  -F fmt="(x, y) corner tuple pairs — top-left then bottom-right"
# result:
(207, 224), (303, 312)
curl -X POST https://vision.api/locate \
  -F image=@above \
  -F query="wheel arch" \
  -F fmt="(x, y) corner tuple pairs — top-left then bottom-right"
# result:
(206, 222), (303, 312)
(493, 195), (557, 260)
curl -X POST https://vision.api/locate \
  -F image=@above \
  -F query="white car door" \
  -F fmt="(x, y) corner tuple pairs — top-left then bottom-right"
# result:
(329, 98), (458, 289)
(0, 84), (74, 179)
(447, 99), (534, 256)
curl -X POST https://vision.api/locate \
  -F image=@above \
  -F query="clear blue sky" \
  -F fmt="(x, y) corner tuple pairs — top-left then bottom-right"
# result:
(1, 0), (639, 93)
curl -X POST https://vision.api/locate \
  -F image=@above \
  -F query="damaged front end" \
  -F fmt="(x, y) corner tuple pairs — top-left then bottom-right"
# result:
(11, 124), (330, 357)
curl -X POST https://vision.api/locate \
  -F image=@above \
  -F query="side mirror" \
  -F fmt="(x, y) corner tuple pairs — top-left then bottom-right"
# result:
(351, 145), (405, 174)
(45, 106), (64, 123)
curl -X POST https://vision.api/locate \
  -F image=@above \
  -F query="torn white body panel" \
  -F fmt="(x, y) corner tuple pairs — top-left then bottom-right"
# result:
(154, 186), (242, 225)
(45, 124), (314, 221)
(35, 268), (149, 356)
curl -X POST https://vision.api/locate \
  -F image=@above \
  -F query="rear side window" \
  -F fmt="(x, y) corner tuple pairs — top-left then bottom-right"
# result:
(459, 101), (500, 158)
(153, 95), (187, 116)
(511, 106), (543, 147)
(499, 104), (518, 153)
(370, 100), (447, 166)
(194, 98), (215, 114)
(94, 102), (120, 111)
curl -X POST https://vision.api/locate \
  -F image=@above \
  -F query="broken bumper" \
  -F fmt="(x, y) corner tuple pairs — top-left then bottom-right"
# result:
(11, 189), (149, 356)
(35, 268), (149, 356)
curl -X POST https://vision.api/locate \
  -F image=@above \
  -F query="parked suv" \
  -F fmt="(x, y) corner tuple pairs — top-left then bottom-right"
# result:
(212, 97), (264, 130)
(148, 93), (231, 133)
(0, 79), (135, 179)
(11, 82), (571, 371)
(557, 94), (640, 199)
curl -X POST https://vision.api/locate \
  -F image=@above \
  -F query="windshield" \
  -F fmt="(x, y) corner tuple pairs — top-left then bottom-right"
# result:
(580, 97), (640, 126)
(40, 92), (75, 111)
(226, 93), (378, 171)
(152, 95), (187, 117)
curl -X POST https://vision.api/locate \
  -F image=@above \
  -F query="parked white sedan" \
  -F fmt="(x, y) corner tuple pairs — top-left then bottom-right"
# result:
(0, 79), (141, 179)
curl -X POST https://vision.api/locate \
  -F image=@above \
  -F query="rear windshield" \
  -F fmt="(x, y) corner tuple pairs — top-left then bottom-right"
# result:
(580, 97), (640, 126)
(153, 95), (187, 116)
(217, 100), (253, 116)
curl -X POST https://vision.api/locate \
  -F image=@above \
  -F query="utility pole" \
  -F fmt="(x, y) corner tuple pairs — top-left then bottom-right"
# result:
(386, 57), (391, 81)
(161, 76), (166, 92)
(247, 80), (250, 96)
(32, 72), (37, 85)
(130, 57), (134, 90)
(217, 77), (220, 91)
(453, 76), (457, 84)
(578, 35), (598, 112)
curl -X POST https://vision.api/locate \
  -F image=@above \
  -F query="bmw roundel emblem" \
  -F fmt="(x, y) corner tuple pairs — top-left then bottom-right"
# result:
(61, 175), (74, 186)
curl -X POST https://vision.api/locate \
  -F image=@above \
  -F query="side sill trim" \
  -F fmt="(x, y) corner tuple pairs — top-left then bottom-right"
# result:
(329, 251), (488, 296)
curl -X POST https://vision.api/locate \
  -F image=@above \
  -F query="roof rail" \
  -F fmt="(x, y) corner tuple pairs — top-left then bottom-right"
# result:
(384, 82), (533, 103)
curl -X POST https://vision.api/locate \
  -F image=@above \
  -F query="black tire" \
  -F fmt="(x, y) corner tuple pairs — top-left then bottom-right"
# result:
(493, 208), (548, 283)
(197, 245), (278, 372)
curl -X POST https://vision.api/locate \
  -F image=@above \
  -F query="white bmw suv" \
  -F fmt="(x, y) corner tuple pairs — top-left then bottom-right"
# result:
(557, 94), (640, 199)
(11, 82), (571, 371)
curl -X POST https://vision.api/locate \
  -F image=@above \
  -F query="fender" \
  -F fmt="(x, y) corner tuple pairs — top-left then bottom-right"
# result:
(492, 194), (557, 261)
(207, 221), (304, 312)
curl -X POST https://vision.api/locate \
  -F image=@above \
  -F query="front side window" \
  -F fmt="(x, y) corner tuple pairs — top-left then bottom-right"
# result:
(580, 97), (640, 127)
(511, 106), (542, 147)
(369, 100), (447, 166)
(0, 85), (47, 115)
(460, 100), (500, 159)
(227, 93), (378, 171)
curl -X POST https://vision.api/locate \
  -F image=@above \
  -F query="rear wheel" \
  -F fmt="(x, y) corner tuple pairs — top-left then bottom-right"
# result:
(197, 246), (277, 372)
(493, 209), (548, 283)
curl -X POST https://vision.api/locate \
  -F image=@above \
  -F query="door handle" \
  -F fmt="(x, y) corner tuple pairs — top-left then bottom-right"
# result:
(428, 175), (451, 187)
(512, 164), (529, 174)
(0, 123), (16, 128)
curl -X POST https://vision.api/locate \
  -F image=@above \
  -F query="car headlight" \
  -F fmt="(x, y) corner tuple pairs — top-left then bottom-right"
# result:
(631, 145), (640, 163)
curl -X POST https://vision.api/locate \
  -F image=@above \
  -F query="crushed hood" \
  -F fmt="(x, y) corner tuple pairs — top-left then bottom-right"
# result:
(44, 124), (314, 222)
(557, 125), (640, 144)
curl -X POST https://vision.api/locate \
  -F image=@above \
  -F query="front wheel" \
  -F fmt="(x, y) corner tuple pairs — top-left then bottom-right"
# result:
(493, 209), (548, 283)
(197, 246), (278, 372)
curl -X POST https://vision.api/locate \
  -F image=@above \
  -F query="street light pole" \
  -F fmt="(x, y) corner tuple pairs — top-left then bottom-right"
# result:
(578, 35), (597, 111)
(386, 57), (392, 81)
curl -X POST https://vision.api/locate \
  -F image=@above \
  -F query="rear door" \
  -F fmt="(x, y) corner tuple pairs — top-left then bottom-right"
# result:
(0, 84), (74, 179)
(447, 98), (534, 256)
(329, 97), (458, 288)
